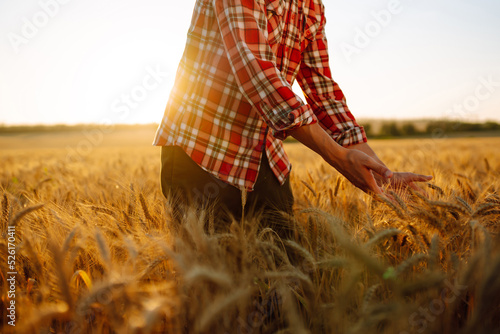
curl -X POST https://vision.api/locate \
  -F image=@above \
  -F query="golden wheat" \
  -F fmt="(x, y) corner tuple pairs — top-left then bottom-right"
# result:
(0, 137), (498, 333)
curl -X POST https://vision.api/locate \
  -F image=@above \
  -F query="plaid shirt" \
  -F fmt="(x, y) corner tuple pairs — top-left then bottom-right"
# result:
(153, 0), (367, 191)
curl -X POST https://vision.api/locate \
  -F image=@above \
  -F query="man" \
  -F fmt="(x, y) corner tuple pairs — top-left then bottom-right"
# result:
(153, 0), (432, 228)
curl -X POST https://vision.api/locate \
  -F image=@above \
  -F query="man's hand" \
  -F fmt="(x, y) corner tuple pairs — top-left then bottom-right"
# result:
(376, 172), (433, 193)
(288, 123), (394, 195)
(288, 123), (432, 196)
(347, 142), (433, 193)
(332, 148), (393, 195)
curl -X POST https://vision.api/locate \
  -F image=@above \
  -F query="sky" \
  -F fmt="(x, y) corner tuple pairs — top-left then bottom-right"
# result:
(1, 0), (499, 125)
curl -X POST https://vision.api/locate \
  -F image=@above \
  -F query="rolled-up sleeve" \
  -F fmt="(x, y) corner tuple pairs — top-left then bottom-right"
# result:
(296, 4), (367, 147)
(213, 0), (317, 140)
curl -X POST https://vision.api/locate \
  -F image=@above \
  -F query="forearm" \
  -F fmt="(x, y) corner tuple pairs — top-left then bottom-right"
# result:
(289, 123), (392, 194)
(288, 122), (346, 167)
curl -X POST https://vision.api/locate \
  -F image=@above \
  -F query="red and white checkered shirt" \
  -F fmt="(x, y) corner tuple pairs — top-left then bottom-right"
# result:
(153, 0), (367, 191)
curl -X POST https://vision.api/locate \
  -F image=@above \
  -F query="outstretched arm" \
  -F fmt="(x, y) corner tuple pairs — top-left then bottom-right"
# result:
(289, 124), (432, 195)
(294, 4), (431, 194)
(289, 123), (393, 195)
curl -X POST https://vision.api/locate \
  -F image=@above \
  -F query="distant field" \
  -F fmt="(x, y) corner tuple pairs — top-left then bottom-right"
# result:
(1, 129), (499, 333)
(0, 125), (157, 150)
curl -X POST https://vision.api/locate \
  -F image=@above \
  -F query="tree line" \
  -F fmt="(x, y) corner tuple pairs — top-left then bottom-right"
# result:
(362, 120), (500, 138)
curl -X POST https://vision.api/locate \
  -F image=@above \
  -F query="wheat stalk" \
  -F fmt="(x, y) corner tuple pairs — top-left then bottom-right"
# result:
(473, 202), (498, 217)
(306, 216), (318, 254)
(428, 234), (440, 270)
(2, 193), (10, 225)
(94, 228), (112, 270)
(395, 253), (429, 276)
(128, 183), (135, 215)
(316, 257), (349, 268)
(196, 287), (252, 332)
(376, 194), (406, 219)
(411, 209), (445, 234)
(139, 193), (156, 226)
(478, 209), (500, 217)
(455, 196), (473, 214)
(484, 194), (500, 204)
(90, 205), (115, 216)
(429, 200), (470, 216)
(361, 284), (380, 315)
(257, 227), (279, 241)
(389, 190), (408, 212)
(21, 236), (46, 280)
(301, 208), (387, 276)
(283, 239), (316, 270)
(301, 179), (317, 197)
(470, 220), (492, 255)
(257, 240), (291, 265)
(184, 266), (232, 287)
(426, 183), (445, 195)
(139, 256), (170, 279)
(71, 269), (93, 289)
(48, 241), (74, 311)
(484, 157), (491, 172)
(334, 176), (342, 197)
(62, 226), (79, 255)
(399, 272), (446, 296)
(9, 203), (44, 227)
(457, 178), (477, 203)
(365, 228), (401, 249)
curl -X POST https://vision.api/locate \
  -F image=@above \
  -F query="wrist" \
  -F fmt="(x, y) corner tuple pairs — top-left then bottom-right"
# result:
(289, 123), (349, 168)
(322, 143), (347, 169)
(348, 142), (386, 168)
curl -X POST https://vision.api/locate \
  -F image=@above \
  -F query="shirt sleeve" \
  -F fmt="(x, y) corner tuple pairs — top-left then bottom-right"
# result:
(296, 4), (367, 147)
(213, 0), (317, 140)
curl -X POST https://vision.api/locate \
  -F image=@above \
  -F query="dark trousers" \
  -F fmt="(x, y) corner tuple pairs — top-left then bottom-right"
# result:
(160, 146), (295, 236)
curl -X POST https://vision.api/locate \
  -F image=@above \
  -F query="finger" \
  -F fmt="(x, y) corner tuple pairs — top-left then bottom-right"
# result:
(366, 169), (387, 196)
(405, 173), (433, 183)
(356, 167), (384, 195)
(368, 182), (384, 196)
(366, 158), (393, 180)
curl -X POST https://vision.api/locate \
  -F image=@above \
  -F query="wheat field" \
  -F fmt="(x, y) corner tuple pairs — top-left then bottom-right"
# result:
(0, 132), (499, 334)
